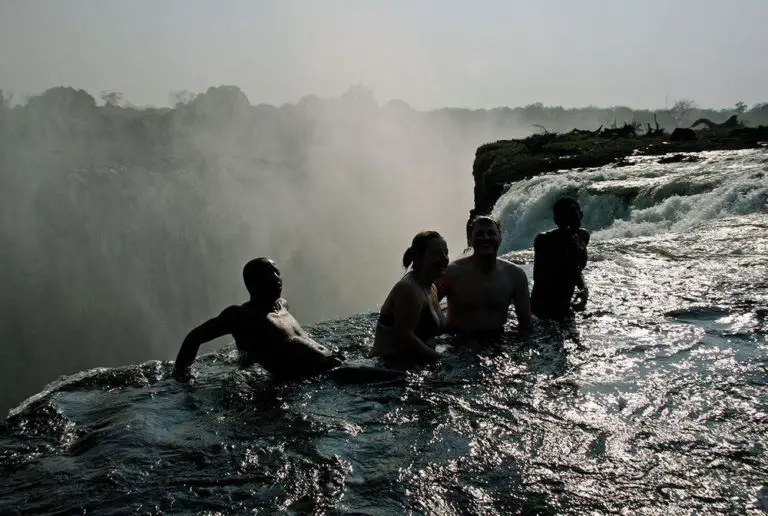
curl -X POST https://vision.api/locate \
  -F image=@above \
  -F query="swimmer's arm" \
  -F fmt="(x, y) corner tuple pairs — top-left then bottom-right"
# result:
(574, 229), (590, 274)
(580, 229), (591, 247)
(392, 282), (441, 361)
(173, 310), (233, 376)
(576, 270), (586, 290)
(435, 270), (452, 302)
(510, 266), (532, 331)
(572, 272), (589, 311)
(430, 284), (447, 329)
(434, 271), (452, 332)
(573, 229), (590, 307)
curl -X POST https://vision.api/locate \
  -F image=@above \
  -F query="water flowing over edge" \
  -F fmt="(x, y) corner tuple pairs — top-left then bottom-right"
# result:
(0, 148), (766, 515)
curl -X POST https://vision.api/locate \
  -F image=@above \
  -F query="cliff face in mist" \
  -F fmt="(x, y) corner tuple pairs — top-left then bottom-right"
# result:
(1, 84), (766, 414)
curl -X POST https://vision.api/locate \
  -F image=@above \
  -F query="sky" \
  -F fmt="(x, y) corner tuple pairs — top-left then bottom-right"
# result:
(1, 0), (766, 110)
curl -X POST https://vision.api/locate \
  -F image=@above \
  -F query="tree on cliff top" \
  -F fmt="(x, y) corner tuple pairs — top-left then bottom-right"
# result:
(25, 87), (97, 113)
(670, 99), (696, 125)
(101, 91), (125, 107)
(339, 84), (378, 112)
(169, 90), (198, 108)
(189, 85), (251, 118)
(0, 90), (12, 108)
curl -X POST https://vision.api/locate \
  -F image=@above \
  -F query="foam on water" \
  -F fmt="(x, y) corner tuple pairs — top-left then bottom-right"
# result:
(492, 149), (768, 251)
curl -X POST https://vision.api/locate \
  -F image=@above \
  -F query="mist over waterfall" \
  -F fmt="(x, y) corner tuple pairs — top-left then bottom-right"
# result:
(0, 85), (483, 413)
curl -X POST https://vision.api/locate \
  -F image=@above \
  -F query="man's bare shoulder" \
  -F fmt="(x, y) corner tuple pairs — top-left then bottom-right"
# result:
(446, 255), (474, 272)
(496, 257), (528, 280)
(495, 256), (518, 268)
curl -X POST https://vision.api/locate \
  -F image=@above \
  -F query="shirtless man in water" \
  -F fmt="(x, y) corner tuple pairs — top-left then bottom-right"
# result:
(173, 257), (403, 383)
(437, 216), (532, 342)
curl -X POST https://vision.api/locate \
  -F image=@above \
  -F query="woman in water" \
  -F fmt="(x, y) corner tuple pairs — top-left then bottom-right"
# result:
(372, 230), (449, 363)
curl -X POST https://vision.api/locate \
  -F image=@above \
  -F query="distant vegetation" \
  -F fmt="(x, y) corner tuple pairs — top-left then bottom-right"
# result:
(2, 86), (767, 150)
(1, 84), (767, 414)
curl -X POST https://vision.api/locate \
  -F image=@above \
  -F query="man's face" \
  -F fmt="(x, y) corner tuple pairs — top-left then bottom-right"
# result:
(260, 260), (283, 300)
(247, 259), (283, 301)
(471, 221), (502, 257)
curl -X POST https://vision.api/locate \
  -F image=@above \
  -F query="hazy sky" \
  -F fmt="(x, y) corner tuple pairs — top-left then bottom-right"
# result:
(1, 0), (766, 110)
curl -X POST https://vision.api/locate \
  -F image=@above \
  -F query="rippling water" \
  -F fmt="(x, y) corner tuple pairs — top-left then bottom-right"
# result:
(1, 150), (767, 514)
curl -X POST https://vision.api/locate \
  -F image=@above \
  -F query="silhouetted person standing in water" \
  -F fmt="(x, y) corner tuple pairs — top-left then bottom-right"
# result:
(173, 257), (403, 384)
(531, 198), (590, 320)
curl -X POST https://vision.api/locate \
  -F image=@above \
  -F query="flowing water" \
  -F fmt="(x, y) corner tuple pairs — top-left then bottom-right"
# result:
(1, 149), (767, 514)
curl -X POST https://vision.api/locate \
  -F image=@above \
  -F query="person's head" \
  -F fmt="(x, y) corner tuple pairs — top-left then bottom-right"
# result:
(243, 257), (282, 304)
(553, 197), (583, 231)
(402, 230), (449, 281)
(468, 216), (503, 257)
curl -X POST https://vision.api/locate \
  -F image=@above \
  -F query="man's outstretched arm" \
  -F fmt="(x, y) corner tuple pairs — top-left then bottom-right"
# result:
(173, 313), (231, 376)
